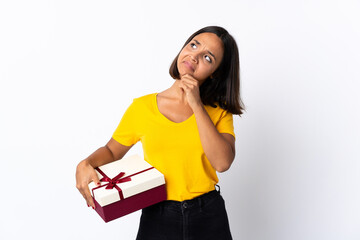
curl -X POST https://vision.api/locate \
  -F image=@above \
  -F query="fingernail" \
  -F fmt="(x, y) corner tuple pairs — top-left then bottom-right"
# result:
(92, 206), (95, 210)
(97, 182), (101, 186)
(87, 204), (89, 207)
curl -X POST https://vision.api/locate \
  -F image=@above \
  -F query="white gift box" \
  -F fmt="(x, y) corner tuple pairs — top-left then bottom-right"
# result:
(88, 154), (167, 222)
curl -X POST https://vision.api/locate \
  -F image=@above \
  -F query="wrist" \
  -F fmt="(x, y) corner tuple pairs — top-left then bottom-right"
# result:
(192, 102), (205, 114)
(81, 158), (93, 168)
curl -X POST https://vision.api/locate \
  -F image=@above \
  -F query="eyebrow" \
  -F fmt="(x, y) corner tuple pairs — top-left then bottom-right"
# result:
(193, 39), (217, 61)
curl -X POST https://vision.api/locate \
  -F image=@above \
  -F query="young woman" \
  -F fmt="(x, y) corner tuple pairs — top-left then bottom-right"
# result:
(76, 26), (245, 240)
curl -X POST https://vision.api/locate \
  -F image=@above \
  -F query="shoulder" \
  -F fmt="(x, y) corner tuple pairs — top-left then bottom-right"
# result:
(204, 103), (233, 126)
(130, 93), (156, 106)
(204, 103), (232, 117)
(133, 93), (156, 102)
(125, 93), (157, 113)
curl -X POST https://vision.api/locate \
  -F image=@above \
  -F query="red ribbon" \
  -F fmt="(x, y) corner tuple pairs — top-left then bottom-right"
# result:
(99, 171), (132, 190)
(92, 166), (154, 201)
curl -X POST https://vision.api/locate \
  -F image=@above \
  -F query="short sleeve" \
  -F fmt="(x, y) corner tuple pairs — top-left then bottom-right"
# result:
(112, 100), (141, 146)
(216, 110), (235, 140)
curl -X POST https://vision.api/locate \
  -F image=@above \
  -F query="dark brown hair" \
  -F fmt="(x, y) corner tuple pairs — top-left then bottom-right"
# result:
(169, 26), (245, 115)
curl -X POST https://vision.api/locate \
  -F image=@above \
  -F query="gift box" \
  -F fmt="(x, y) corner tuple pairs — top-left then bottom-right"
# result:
(88, 154), (167, 222)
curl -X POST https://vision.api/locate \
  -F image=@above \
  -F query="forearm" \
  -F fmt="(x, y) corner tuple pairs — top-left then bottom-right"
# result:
(193, 104), (235, 172)
(84, 146), (115, 168)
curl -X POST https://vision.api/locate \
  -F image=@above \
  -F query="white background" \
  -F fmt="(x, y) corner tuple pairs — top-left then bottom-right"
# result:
(1, 0), (359, 239)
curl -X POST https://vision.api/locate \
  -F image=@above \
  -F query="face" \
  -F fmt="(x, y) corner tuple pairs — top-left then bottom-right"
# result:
(177, 32), (224, 83)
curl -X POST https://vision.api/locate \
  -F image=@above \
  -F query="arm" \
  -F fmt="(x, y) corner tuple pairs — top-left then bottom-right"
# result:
(192, 104), (235, 172)
(76, 138), (133, 208)
(179, 75), (235, 172)
(84, 138), (132, 168)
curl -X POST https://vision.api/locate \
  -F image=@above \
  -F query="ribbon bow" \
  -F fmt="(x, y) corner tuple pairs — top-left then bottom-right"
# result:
(100, 172), (132, 190)
(93, 166), (154, 201)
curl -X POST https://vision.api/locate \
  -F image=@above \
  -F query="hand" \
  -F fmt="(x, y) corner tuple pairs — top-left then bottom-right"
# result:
(76, 160), (101, 209)
(178, 74), (203, 111)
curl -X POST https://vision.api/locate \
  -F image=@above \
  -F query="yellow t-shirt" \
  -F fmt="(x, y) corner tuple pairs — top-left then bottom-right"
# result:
(112, 93), (235, 201)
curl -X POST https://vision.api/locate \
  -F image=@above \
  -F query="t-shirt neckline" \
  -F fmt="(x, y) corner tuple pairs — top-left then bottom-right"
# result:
(154, 93), (195, 125)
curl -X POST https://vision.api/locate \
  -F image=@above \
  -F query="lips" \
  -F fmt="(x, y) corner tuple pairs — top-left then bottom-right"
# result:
(183, 61), (194, 72)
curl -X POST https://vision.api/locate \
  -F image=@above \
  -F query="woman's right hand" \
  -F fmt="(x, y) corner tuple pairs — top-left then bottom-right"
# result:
(76, 160), (101, 209)
(75, 139), (133, 209)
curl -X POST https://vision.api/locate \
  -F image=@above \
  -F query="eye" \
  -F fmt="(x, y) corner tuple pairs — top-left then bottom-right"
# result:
(190, 43), (197, 49)
(205, 55), (212, 63)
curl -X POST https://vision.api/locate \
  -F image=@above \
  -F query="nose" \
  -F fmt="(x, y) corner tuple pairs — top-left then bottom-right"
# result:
(189, 54), (198, 63)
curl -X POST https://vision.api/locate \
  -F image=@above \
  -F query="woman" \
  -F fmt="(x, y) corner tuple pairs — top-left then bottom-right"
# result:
(76, 26), (245, 239)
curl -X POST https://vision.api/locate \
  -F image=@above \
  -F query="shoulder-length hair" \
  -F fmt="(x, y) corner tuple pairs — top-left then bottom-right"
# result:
(169, 26), (245, 115)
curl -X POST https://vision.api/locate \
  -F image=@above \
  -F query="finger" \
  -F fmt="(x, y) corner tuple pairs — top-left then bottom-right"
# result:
(83, 185), (95, 209)
(181, 79), (195, 87)
(182, 73), (195, 79)
(89, 172), (102, 208)
(181, 75), (197, 83)
(180, 72), (193, 78)
(181, 78), (199, 89)
(92, 171), (101, 187)
(182, 74), (199, 83)
(178, 80), (188, 89)
(180, 77), (196, 88)
(179, 82), (191, 93)
(181, 82), (197, 93)
(77, 183), (93, 208)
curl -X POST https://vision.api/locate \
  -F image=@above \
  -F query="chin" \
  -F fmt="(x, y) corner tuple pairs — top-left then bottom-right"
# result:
(179, 70), (194, 78)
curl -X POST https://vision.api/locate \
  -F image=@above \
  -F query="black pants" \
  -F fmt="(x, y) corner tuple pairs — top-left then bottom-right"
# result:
(136, 189), (233, 240)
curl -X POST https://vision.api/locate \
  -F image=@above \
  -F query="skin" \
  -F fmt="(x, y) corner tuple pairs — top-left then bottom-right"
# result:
(76, 32), (235, 209)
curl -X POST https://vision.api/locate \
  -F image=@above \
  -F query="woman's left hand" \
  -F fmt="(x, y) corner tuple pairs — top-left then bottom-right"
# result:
(179, 74), (203, 111)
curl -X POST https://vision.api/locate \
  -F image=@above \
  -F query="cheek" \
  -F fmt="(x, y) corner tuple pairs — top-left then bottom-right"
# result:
(178, 49), (188, 59)
(204, 63), (216, 74)
(177, 51), (187, 67)
(196, 65), (214, 79)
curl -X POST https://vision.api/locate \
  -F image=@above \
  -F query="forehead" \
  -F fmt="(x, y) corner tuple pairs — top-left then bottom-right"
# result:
(191, 32), (224, 57)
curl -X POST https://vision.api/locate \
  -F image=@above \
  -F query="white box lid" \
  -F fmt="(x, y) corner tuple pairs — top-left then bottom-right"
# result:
(88, 154), (165, 207)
